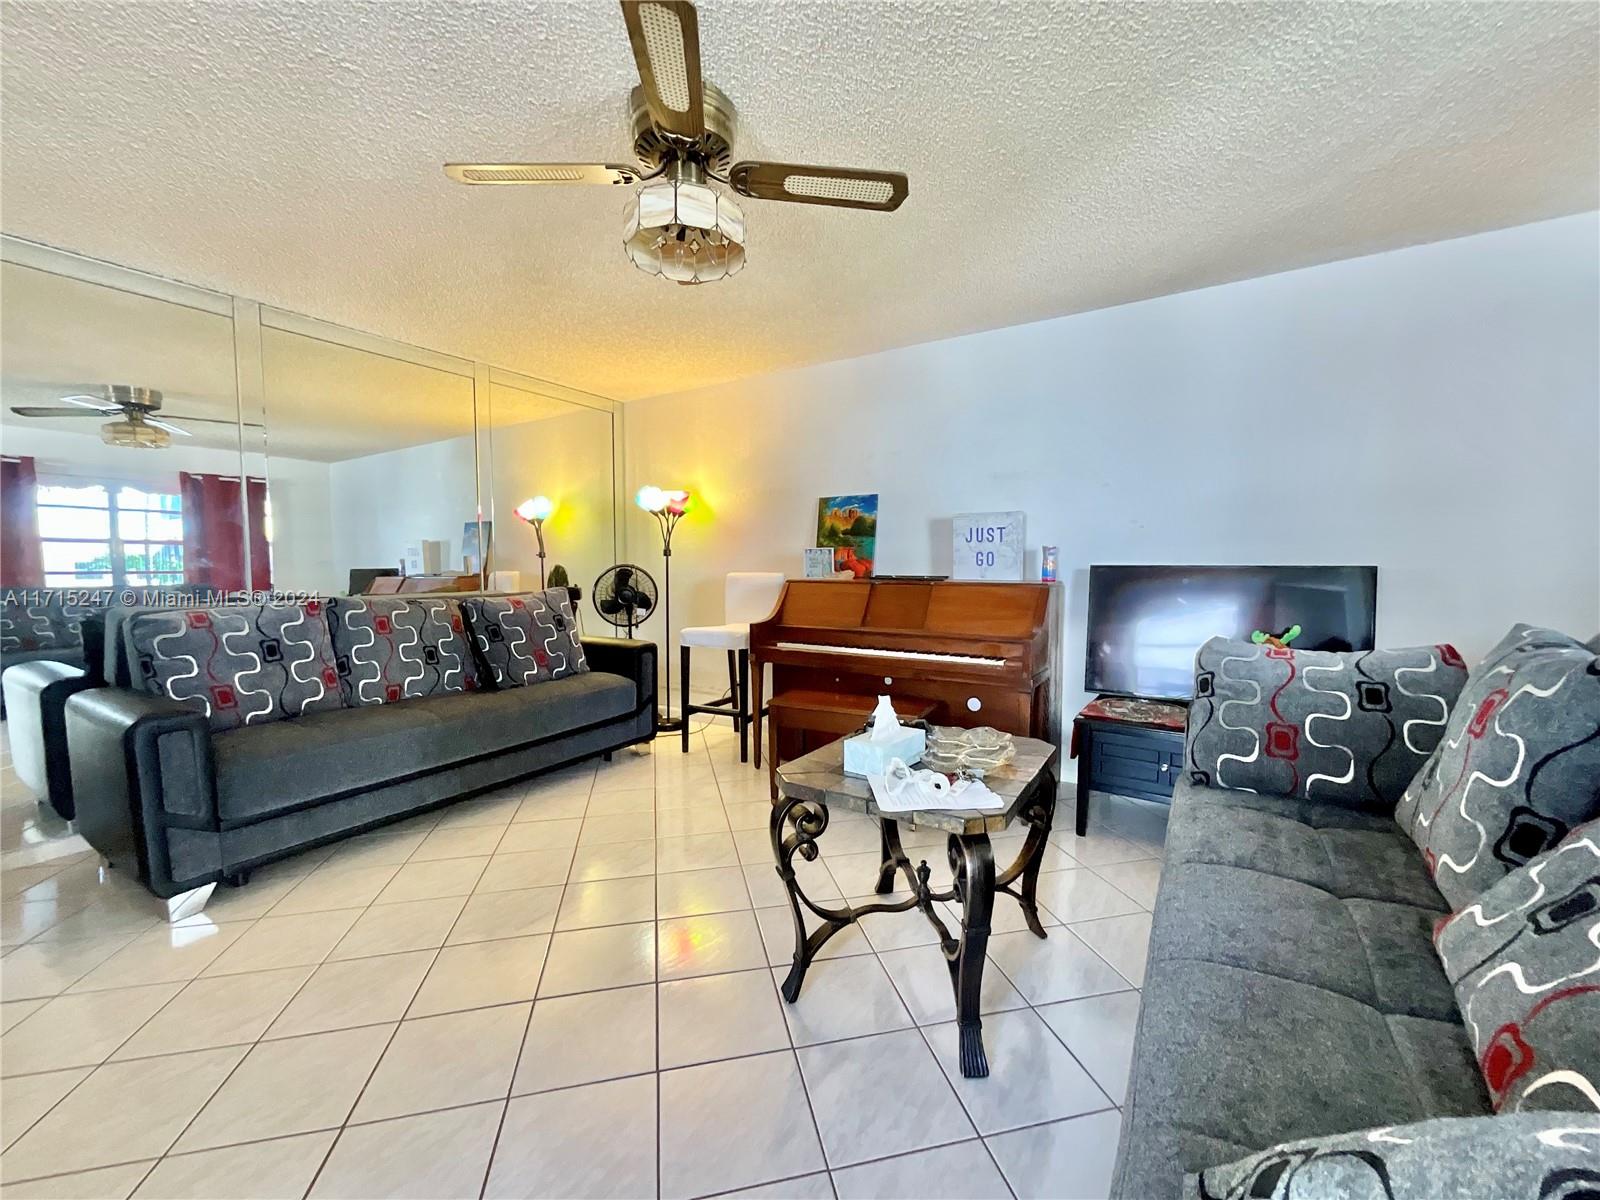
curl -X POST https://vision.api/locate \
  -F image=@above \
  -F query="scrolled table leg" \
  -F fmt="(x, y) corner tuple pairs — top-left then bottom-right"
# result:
(945, 832), (996, 1078)
(770, 791), (853, 1003)
(996, 766), (1059, 939)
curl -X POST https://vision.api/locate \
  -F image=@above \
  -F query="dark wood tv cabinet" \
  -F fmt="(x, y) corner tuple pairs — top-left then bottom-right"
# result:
(1070, 696), (1188, 835)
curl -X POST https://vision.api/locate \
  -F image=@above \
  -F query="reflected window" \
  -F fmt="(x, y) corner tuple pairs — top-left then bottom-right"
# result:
(37, 478), (184, 587)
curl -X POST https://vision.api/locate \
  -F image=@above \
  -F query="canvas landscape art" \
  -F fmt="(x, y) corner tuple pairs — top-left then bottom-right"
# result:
(816, 493), (878, 577)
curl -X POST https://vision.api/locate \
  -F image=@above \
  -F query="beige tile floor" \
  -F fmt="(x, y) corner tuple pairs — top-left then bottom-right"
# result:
(0, 717), (1166, 1199)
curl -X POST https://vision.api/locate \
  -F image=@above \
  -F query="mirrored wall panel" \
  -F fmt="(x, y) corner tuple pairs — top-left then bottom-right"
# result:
(0, 261), (247, 591)
(1, 245), (619, 605)
(485, 373), (617, 601)
(259, 317), (478, 595)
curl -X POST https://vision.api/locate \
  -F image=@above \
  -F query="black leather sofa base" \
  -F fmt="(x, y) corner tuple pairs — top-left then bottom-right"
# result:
(66, 637), (656, 902)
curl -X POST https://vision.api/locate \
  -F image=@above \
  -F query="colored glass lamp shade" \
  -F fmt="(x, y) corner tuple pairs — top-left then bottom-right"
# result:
(515, 495), (556, 587)
(635, 484), (692, 732)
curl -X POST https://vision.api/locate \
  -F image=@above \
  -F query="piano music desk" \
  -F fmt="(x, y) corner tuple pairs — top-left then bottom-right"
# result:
(762, 690), (938, 799)
(773, 733), (1061, 1078)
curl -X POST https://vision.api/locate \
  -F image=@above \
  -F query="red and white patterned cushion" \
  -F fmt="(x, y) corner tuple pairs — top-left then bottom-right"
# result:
(325, 596), (479, 706)
(127, 602), (344, 731)
(1434, 822), (1600, 1113)
(460, 590), (588, 689)
(1395, 625), (1600, 909)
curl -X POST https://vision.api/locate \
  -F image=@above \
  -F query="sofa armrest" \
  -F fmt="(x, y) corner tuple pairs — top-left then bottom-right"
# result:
(1, 660), (96, 818)
(65, 689), (218, 898)
(582, 637), (658, 718)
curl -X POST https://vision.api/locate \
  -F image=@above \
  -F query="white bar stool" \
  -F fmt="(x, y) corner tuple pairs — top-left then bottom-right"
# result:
(679, 572), (785, 761)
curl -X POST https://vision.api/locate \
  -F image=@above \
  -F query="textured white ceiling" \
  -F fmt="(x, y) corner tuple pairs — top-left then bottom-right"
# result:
(2, 1), (1595, 402)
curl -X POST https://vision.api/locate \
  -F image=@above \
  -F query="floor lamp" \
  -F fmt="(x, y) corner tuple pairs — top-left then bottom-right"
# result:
(514, 495), (555, 588)
(636, 485), (689, 733)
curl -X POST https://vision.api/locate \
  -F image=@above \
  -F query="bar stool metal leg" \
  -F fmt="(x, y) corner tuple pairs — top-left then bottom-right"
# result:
(737, 649), (750, 763)
(680, 644), (691, 752)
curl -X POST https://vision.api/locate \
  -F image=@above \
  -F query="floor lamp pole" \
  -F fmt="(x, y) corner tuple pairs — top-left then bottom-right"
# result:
(652, 505), (684, 734)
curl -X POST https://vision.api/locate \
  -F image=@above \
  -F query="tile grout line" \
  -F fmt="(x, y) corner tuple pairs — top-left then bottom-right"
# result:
(4, 739), (1156, 1195)
(145, 803), (466, 1196)
(0, 1074), (1122, 1192)
(723, 734), (838, 1198)
(464, 766), (593, 1200)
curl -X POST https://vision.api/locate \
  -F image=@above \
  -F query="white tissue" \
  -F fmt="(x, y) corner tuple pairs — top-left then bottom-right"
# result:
(869, 695), (901, 743)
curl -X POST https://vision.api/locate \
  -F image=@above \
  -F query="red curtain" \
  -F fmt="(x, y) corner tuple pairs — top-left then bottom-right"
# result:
(1, 456), (44, 585)
(179, 472), (272, 591)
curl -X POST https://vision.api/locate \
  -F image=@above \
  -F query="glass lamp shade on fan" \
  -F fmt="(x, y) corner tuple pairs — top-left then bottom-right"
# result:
(636, 485), (692, 732)
(623, 173), (746, 286)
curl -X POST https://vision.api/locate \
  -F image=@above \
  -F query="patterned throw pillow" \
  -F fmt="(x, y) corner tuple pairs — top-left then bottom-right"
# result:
(1189, 1114), (1599, 1199)
(0, 591), (94, 652)
(1394, 625), (1600, 910)
(127, 602), (344, 731)
(461, 590), (588, 689)
(1434, 825), (1600, 1113)
(1186, 637), (1468, 810)
(325, 596), (479, 706)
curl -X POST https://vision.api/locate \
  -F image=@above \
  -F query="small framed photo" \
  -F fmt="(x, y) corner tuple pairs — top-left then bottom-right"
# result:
(803, 548), (837, 579)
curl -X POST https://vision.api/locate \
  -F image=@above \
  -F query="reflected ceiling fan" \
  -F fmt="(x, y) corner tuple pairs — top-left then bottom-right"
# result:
(9, 386), (242, 450)
(444, 0), (909, 284)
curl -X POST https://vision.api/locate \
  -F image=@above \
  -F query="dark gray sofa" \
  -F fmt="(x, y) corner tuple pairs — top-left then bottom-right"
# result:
(1110, 777), (1490, 1198)
(65, 599), (655, 916)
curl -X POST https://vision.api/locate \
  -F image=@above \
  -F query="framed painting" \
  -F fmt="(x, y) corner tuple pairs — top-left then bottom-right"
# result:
(816, 494), (877, 578)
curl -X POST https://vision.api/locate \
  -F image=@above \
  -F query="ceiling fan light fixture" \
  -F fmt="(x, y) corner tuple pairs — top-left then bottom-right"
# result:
(623, 177), (745, 285)
(100, 417), (171, 450)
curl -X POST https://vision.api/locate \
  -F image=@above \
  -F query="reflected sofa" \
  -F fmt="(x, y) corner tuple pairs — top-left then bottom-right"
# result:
(64, 592), (655, 913)
(2, 587), (231, 817)
(0, 589), (96, 722)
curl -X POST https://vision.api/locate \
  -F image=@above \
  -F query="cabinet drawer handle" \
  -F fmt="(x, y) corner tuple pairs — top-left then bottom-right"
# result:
(1159, 763), (1169, 772)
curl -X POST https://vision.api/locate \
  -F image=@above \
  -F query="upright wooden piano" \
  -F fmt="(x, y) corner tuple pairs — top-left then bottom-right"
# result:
(750, 579), (1062, 786)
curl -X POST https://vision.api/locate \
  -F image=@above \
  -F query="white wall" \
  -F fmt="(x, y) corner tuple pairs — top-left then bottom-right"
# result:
(486, 406), (617, 603)
(327, 434), (478, 579)
(622, 214), (1600, 725)
(325, 409), (618, 600)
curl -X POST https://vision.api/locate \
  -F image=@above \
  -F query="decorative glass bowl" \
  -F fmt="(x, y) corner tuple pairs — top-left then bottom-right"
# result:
(921, 726), (1016, 777)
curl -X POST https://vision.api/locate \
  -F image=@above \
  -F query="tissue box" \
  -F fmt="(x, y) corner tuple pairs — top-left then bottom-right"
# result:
(843, 726), (927, 777)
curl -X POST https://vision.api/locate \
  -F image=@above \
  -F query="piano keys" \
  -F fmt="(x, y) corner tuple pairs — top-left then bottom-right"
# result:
(750, 579), (1062, 783)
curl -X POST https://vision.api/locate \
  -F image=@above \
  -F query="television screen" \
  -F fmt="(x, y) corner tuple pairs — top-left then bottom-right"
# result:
(1085, 565), (1377, 700)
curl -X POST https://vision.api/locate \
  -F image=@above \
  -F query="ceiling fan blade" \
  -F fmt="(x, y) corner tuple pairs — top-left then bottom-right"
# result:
(444, 163), (643, 186)
(159, 412), (266, 428)
(9, 406), (110, 417)
(60, 394), (120, 410)
(728, 162), (909, 212)
(621, 0), (704, 140)
(143, 418), (193, 437)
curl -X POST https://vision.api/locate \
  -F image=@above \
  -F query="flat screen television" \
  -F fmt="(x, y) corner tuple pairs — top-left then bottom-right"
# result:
(1086, 565), (1377, 701)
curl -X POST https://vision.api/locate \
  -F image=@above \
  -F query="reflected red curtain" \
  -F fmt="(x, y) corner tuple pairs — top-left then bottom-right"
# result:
(179, 472), (272, 591)
(1, 456), (44, 585)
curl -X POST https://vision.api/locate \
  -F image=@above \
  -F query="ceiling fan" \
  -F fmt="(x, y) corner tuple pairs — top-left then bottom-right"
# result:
(444, 0), (909, 284)
(9, 386), (239, 450)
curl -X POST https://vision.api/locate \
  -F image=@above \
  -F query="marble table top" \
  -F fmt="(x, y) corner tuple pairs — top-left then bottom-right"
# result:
(774, 729), (1060, 836)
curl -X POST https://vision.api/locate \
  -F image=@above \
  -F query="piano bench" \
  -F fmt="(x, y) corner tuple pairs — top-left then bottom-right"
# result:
(765, 690), (938, 799)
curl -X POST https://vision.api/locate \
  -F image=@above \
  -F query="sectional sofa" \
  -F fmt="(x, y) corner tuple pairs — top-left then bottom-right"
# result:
(1112, 627), (1600, 1199)
(63, 590), (655, 917)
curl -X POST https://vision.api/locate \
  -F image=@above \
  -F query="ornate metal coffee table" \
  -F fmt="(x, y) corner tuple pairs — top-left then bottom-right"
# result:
(771, 731), (1060, 1077)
